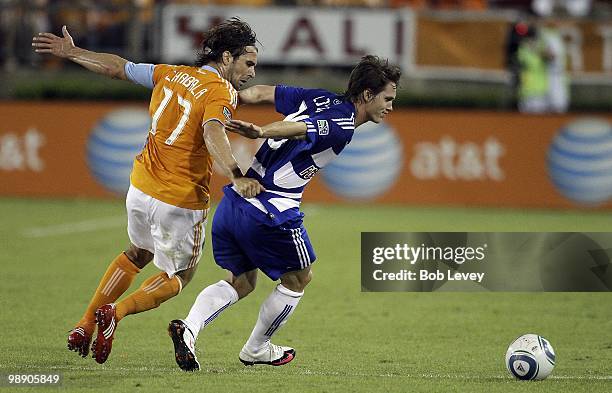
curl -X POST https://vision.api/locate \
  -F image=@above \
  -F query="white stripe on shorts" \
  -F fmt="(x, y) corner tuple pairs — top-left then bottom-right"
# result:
(290, 228), (310, 269)
(188, 217), (205, 269)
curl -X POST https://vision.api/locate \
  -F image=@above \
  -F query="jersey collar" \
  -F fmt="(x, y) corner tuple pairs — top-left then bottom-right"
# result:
(200, 65), (221, 77)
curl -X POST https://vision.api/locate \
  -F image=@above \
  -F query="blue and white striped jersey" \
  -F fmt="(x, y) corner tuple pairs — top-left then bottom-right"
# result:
(223, 85), (356, 225)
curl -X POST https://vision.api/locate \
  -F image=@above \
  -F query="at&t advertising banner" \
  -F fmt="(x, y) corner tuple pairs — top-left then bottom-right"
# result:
(1, 102), (612, 210)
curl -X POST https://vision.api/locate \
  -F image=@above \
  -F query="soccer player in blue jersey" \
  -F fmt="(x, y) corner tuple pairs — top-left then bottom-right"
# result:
(168, 55), (400, 371)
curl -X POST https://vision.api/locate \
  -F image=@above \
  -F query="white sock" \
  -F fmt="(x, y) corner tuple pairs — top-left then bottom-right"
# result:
(184, 280), (238, 339)
(243, 284), (303, 353)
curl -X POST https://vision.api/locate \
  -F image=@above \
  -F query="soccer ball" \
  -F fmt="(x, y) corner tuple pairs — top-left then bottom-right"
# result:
(505, 334), (556, 380)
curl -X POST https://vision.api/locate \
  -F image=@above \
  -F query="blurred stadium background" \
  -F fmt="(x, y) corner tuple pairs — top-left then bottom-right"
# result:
(1, 1), (612, 391)
(1, 0), (612, 206)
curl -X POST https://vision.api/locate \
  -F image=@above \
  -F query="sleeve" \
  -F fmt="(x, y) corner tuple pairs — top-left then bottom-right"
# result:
(124, 62), (155, 89)
(151, 64), (175, 86)
(301, 114), (351, 153)
(202, 85), (236, 126)
(274, 85), (307, 116)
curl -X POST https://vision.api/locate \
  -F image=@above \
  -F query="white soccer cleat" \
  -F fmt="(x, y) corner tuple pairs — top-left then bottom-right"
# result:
(168, 320), (200, 371)
(239, 342), (296, 366)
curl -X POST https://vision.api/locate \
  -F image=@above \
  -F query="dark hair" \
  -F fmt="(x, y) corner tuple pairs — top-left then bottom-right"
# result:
(343, 55), (401, 103)
(194, 18), (257, 67)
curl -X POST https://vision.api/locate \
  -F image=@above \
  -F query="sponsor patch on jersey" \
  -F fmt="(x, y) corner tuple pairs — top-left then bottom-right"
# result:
(223, 106), (232, 121)
(317, 120), (329, 135)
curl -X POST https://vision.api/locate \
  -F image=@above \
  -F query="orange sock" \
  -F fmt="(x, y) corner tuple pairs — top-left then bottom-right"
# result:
(115, 272), (182, 321)
(76, 253), (140, 332)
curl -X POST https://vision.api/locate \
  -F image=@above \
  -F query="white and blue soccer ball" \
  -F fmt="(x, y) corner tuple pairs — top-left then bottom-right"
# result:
(505, 334), (556, 381)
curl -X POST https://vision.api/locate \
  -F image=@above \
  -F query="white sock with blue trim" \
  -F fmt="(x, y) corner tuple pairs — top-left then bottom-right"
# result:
(243, 284), (303, 354)
(184, 280), (238, 339)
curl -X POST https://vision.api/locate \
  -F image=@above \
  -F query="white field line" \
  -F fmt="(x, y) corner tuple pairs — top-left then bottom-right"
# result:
(21, 216), (125, 238)
(6, 364), (612, 380)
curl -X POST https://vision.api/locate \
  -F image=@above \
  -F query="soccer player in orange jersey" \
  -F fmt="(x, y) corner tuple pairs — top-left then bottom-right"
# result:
(32, 18), (264, 364)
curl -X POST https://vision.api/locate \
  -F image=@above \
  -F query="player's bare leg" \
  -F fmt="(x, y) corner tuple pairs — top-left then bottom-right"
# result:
(89, 245), (154, 364)
(239, 267), (312, 366)
(67, 244), (149, 358)
(169, 270), (257, 371)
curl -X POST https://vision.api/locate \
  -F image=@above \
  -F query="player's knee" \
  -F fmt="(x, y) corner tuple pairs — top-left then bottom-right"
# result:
(232, 279), (255, 299)
(299, 269), (313, 289)
(176, 266), (198, 288)
(124, 245), (153, 269)
(306, 269), (313, 286)
(281, 269), (312, 293)
(228, 270), (257, 299)
(232, 282), (254, 299)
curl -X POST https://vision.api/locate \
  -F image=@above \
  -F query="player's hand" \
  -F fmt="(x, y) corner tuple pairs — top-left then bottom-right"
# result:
(232, 177), (265, 199)
(32, 25), (76, 58)
(225, 120), (263, 139)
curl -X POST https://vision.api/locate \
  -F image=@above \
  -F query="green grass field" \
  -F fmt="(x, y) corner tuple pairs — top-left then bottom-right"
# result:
(1, 197), (611, 392)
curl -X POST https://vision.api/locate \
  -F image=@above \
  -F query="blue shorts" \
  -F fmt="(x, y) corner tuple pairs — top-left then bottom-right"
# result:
(212, 197), (316, 281)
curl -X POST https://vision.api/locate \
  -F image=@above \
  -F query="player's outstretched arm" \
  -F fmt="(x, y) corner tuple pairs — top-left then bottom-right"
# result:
(238, 85), (276, 105)
(32, 25), (128, 81)
(203, 121), (265, 198)
(225, 120), (307, 140)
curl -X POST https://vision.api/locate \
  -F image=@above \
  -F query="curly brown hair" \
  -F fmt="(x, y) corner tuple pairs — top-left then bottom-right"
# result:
(194, 17), (258, 67)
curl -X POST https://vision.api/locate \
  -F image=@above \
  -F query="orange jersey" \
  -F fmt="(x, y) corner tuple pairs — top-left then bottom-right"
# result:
(130, 65), (238, 210)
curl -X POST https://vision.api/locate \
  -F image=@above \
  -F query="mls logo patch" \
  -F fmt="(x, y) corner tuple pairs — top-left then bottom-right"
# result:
(317, 120), (329, 135)
(299, 165), (319, 179)
(223, 106), (232, 121)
